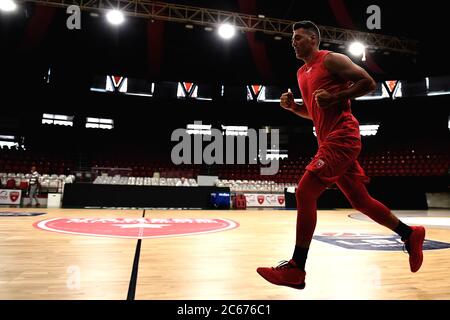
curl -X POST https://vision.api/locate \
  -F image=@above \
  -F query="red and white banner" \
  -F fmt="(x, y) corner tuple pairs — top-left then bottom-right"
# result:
(0, 189), (22, 205)
(244, 193), (285, 207)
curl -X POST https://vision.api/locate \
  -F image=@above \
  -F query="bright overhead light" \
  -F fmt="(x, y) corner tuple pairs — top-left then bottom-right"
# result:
(106, 9), (125, 25)
(349, 42), (365, 56)
(218, 23), (236, 40)
(0, 0), (17, 12)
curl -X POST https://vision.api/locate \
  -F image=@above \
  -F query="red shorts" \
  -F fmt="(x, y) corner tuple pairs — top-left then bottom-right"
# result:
(305, 135), (370, 186)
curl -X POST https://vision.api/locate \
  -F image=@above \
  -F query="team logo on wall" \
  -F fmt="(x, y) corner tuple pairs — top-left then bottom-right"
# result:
(0, 190), (22, 205)
(9, 191), (20, 202)
(244, 193), (285, 207)
(257, 195), (265, 204)
(106, 75), (128, 93)
(178, 82), (198, 98)
(247, 85), (264, 101)
(313, 232), (450, 251)
(34, 217), (239, 239)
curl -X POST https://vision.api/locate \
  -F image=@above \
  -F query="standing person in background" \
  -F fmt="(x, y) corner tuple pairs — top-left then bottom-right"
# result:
(28, 166), (40, 207)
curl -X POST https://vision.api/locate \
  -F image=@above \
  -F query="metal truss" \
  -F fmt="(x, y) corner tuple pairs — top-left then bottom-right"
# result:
(21, 0), (418, 54)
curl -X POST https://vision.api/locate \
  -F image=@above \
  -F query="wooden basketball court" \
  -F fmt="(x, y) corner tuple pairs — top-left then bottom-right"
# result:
(0, 208), (449, 300)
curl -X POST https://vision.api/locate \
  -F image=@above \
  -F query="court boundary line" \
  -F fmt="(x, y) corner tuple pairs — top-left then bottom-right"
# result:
(127, 209), (145, 300)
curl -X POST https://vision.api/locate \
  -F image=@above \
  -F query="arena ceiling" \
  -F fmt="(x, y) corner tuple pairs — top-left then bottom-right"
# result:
(1, 0), (448, 88)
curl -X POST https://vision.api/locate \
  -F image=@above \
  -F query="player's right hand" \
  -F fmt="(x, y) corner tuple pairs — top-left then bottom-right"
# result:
(280, 89), (296, 110)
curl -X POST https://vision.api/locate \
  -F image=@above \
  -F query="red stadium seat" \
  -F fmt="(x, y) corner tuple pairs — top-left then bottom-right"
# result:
(6, 179), (16, 189)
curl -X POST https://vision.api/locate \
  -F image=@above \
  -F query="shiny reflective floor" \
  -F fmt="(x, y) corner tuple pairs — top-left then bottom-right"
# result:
(0, 207), (449, 300)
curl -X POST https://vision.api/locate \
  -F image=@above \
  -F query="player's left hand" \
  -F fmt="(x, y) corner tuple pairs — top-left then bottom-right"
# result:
(313, 89), (339, 108)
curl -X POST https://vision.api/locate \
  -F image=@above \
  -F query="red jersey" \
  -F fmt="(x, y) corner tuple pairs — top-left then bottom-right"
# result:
(297, 50), (361, 145)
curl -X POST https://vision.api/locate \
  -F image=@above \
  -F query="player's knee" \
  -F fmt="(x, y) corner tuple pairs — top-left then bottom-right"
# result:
(296, 172), (325, 205)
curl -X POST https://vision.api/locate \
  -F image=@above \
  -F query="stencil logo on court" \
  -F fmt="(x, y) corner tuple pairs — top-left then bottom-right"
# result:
(313, 232), (450, 251)
(34, 217), (239, 239)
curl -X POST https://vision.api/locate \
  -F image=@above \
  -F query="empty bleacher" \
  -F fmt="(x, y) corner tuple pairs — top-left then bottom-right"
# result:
(1, 147), (448, 189)
(0, 172), (75, 193)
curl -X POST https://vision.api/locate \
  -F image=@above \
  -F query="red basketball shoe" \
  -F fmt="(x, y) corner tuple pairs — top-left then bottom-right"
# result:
(404, 226), (426, 273)
(256, 260), (306, 289)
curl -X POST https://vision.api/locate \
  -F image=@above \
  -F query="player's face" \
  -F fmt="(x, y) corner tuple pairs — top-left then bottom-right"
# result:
(292, 28), (315, 59)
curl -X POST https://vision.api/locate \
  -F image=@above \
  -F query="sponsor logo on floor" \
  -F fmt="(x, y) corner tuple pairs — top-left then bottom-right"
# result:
(313, 232), (450, 251)
(0, 212), (46, 217)
(34, 217), (239, 239)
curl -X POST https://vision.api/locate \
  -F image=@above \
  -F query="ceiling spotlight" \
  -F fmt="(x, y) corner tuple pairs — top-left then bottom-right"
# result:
(218, 23), (236, 40)
(204, 26), (213, 32)
(349, 42), (365, 56)
(106, 9), (124, 25)
(185, 24), (194, 29)
(274, 35), (282, 41)
(0, 0), (17, 12)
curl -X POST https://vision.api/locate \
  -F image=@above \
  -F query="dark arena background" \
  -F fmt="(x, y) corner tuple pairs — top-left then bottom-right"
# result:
(0, 0), (449, 315)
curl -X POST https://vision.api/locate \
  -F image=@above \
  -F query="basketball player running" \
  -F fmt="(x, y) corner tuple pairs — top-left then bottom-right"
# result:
(257, 21), (426, 289)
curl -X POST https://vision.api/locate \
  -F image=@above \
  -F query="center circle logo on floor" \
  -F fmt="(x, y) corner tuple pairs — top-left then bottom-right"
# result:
(34, 217), (239, 239)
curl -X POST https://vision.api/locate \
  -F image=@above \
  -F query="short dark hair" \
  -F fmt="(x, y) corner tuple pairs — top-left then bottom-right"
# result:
(292, 20), (321, 46)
